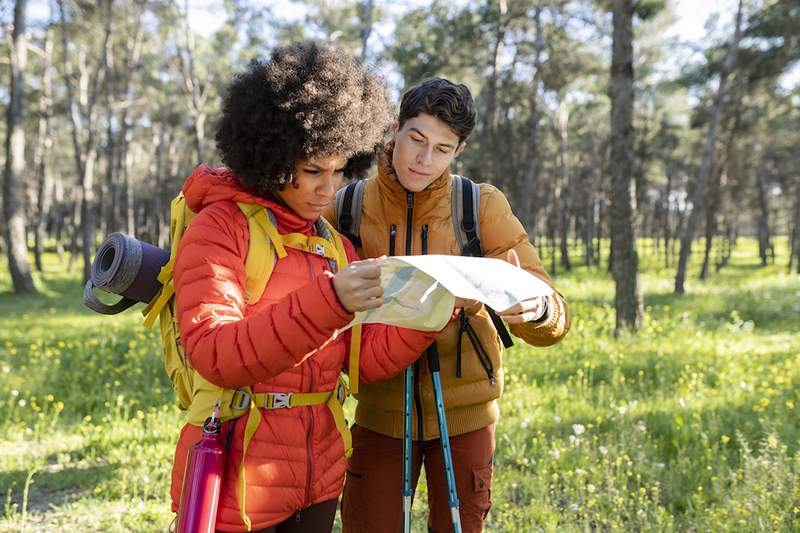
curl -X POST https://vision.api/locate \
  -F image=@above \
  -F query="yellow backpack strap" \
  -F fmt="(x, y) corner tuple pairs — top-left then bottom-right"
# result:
(320, 217), (361, 394)
(143, 195), (195, 328)
(319, 217), (348, 272)
(237, 400), (261, 531)
(282, 233), (342, 263)
(236, 202), (283, 305)
(349, 323), (362, 395)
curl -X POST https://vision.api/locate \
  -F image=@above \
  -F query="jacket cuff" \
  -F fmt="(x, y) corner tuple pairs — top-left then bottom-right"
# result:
(510, 292), (569, 347)
(317, 270), (355, 322)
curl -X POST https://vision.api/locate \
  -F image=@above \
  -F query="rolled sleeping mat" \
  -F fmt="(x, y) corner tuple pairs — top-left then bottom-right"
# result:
(83, 233), (170, 315)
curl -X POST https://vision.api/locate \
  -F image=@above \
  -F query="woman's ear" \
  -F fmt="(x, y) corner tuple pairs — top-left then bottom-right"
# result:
(391, 120), (399, 140)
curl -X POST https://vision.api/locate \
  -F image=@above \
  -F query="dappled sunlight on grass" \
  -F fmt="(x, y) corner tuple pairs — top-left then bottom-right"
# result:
(1, 240), (799, 531)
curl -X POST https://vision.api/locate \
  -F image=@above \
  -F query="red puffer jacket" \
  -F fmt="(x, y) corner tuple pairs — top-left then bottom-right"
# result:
(170, 165), (442, 531)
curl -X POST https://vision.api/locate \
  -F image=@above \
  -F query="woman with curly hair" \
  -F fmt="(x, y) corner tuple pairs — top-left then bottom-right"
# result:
(169, 42), (445, 532)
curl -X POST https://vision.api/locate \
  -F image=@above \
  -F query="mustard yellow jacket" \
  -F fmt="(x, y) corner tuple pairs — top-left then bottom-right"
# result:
(324, 145), (570, 439)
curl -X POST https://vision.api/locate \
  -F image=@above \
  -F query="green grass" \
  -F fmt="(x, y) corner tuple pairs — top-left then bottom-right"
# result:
(1, 239), (799, 532)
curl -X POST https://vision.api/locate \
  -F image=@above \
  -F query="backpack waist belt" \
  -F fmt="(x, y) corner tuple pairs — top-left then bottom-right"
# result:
(226, 374), (351, 531)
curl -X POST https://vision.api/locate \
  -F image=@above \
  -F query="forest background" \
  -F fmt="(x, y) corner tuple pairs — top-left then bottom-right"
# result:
(0, 0), (798, 531)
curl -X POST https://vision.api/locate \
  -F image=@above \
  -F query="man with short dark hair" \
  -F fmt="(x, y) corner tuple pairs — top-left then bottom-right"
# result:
(324, 77), (570, 533)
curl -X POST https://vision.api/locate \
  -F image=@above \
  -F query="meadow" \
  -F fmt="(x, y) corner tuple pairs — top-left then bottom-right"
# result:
(0, 239), (798, 532)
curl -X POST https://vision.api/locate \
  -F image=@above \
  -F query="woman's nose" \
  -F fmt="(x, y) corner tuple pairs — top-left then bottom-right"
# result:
(318, 173), (336, 197)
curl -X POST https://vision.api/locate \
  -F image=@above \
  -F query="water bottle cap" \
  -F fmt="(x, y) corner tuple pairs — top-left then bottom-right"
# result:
(203, 416), (221, 434)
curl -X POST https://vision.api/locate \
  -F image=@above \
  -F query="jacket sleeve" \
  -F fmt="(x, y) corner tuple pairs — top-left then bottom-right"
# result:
(337, 235), (444, 382)
(478, 184), (571, 347)
(174, 202), (354, 389)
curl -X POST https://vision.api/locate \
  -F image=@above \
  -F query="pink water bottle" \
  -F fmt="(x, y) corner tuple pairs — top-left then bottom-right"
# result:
(177, 401), (226, 533)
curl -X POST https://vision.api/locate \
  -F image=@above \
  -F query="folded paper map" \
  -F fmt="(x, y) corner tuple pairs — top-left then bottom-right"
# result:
(346, 255), (555, 331)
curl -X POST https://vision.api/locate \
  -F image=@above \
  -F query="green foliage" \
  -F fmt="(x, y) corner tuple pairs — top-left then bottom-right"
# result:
(1, 241), (799, 531)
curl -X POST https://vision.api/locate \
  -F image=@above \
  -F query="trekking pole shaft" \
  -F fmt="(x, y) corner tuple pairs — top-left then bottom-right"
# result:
(402, 365), (413, 533)
(426, 347), (462, 533)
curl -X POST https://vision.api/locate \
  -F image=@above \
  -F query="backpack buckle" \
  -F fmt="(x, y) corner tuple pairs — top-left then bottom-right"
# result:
(310, 243), (326, 256)
(229, 389), (251, 410)
(266, 392), (292, 409)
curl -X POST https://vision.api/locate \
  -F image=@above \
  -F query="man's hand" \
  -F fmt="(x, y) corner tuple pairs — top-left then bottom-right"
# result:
(333, 259), (384, 313)
(453, 296), (481, 310)
(496, 249), (547, 324)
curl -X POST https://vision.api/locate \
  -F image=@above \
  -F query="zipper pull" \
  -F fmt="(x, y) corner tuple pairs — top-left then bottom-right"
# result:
(389, 224), (397, 256)
(421, 224), (429, 255)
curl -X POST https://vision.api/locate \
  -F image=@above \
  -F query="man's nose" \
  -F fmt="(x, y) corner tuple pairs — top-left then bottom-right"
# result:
(416, 146), (433, 165)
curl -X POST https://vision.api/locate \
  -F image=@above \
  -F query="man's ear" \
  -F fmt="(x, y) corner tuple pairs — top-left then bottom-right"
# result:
(391, 120), (399, 140)
(454, 141), (467, 158)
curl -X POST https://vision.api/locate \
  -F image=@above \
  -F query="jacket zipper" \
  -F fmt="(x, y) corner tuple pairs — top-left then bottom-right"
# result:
(405, 192), (425, 442)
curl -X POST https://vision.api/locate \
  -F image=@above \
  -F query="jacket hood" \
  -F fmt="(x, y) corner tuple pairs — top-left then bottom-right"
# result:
(182, 164), (314, 233)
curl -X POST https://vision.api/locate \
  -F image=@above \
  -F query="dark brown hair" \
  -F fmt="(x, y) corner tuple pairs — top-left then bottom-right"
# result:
(397, 77), (476, 143)
(215, 42), (393, 197)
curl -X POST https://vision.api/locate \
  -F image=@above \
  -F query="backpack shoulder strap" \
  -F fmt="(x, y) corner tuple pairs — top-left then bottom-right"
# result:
(451, 175), (514, 348)
(315, 215), (362, 394)
(451, 174), (483, 257)
(335, 180), (367, 248)
(142, 193), (194, 327)
(237, 202), (281, 305)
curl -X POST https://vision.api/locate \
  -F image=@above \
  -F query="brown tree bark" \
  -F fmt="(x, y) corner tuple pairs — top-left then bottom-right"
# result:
(675, 0), (744, 293)
(58, 0), (114, 282)
(34, 27), (55, 273)
(609, 0), (643, 332)
(360, 0), (373, 61)
(3, 0), (37, 293)
(175, 0), (209, 162)
(790, 180), (800, 273)
(755, 171), (774, 266)
(520, 2), (543, 232)
(556, 101), (572, 271)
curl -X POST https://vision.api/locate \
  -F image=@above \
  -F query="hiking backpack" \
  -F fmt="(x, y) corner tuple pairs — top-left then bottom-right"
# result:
(334, 174), (513, 348)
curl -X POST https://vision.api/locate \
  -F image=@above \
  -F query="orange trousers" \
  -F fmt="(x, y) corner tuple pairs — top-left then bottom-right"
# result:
(341, 424), (495, 533)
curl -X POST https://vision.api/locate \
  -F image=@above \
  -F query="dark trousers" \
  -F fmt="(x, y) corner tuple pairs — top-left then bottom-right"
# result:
(221, 499), (338, 533)
(342, 425), (495, 533)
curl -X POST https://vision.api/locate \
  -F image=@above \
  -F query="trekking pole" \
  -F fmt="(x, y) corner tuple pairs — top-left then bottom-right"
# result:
(426, 345), (462, 533)
(402, 365), (413, 533)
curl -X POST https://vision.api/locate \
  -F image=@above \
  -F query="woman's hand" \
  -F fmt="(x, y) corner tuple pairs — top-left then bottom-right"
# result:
(333, 259), (384, 313)
(496, 249), (547, 324)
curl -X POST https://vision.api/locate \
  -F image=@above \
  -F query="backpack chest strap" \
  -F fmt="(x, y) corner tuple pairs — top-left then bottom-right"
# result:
(281, 232), (342, 264)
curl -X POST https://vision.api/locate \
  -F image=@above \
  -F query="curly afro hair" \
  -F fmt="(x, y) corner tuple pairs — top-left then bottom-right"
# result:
(215, 42), (393, 197)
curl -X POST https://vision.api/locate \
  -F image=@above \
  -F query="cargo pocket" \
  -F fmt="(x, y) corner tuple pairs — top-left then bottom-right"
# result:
(472, 463), (493, 519)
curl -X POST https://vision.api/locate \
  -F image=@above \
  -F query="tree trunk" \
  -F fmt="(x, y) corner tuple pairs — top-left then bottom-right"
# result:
(675, 0), (744, 293)
(755, 171), (773, 266)
(53, 174), (65, 261)
(663, 158), (674, 268)
(520, 2), (543, 232)
(176, 0), (208, 162)
(700, 164), (722, 280)
(609, 0), (643, 332)
(360, 0), (373, 61)
(3, 0), (36, 293)
(557, 101), (571, 271)
(34, 27), (55, 273)
(791, 181), (800, 273)
(59, 0), (114, 282)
